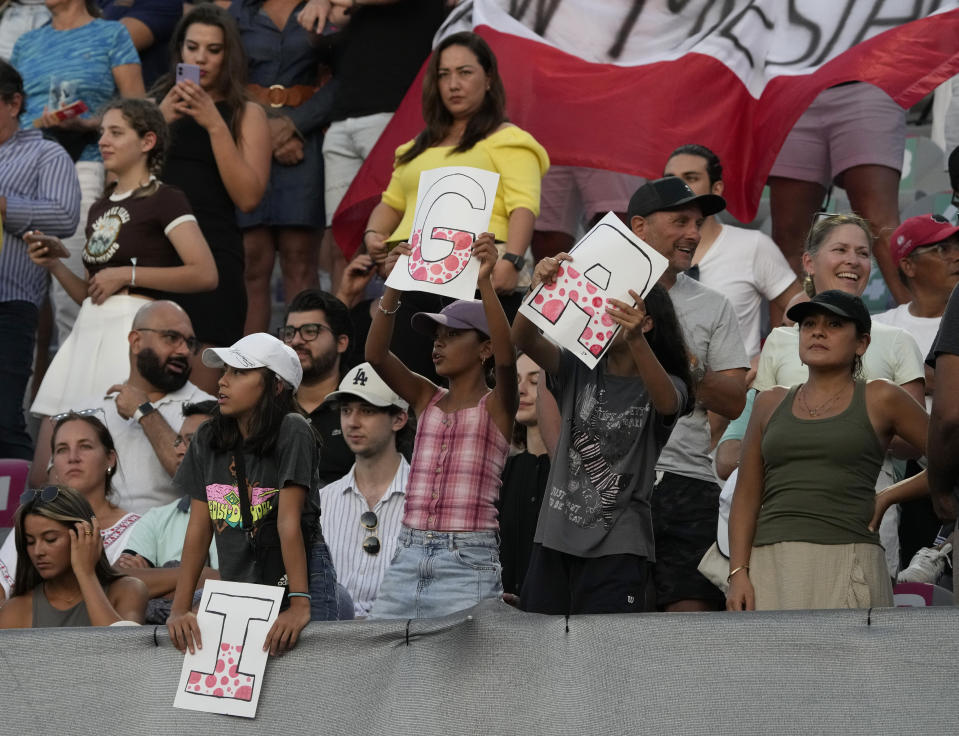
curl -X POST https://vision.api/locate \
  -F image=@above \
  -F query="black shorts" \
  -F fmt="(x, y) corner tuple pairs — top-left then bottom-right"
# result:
(651, 471), (725, 610)
(520, 543), (653, 615)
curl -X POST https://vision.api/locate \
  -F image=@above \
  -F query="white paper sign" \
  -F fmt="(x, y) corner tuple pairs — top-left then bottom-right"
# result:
(173, 579), (285, 719)
(385, 166), (500, 300)
(519, 212), (669, 369)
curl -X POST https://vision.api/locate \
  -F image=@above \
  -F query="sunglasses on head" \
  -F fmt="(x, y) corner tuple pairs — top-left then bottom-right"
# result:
(360, 510), (380, 555)
(20, 486), (61, 507)
(50, 407), (106, 424)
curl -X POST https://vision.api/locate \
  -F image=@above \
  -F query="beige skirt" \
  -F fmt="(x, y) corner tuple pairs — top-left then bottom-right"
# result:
(750, 541), (893, 611)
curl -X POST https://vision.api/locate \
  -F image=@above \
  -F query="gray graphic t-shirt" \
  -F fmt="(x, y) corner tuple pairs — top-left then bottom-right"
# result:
(175, 413), (320, 583)
(534, 350), (686, 559)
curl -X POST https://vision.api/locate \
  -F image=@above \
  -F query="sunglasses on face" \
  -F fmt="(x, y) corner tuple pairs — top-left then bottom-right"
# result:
(277, 323), (333, 344)
(360, 510), (380, 555)
(20, 485), (60, 507)
(134, 327), (200, 355)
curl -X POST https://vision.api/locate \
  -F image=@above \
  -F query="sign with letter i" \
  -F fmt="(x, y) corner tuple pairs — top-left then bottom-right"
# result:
(173, 579), (285, 718)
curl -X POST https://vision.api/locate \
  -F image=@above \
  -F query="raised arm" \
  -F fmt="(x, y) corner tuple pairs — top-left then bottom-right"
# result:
(607, 289), (680, 416)
(365, 243), (438, 415)
(474, 233), (518, 439)
(509, 253), (566, 375)
(72, 517), (148, 625)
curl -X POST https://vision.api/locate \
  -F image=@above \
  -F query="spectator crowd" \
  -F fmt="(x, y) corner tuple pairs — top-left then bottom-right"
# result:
(0, 0), (957, 647)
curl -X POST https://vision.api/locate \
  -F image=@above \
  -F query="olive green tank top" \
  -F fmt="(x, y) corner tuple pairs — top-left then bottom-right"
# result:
(32, 586), (93, 628)
(754, 381), (883, 547)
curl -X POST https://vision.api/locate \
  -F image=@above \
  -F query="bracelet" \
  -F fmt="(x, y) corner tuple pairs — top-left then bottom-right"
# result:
(130, 256), (137, 287)
(726, 565), (749, 584)
(287, 592), (311, 600)
(362, 228), (379, 245)
(377, 296), (401, 315)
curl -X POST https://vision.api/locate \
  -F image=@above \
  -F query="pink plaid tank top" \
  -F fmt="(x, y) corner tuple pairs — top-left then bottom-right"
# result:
(403, 389), (509, 531)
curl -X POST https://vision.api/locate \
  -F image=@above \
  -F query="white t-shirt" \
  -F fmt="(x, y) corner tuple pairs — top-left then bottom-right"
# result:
(85, 382), (214, 514)
(0, 511), (139, 598)
(696, 224), (797, 358)
(872, 302), (942, 358)
(753, 321), (926, 392)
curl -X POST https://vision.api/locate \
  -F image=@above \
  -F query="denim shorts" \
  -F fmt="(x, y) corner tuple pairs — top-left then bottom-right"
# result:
(368, 527), (503, 620)
(307, 542), (339, 621)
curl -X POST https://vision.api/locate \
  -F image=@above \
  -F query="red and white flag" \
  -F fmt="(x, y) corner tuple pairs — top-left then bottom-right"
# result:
(333, 0), (959, 257)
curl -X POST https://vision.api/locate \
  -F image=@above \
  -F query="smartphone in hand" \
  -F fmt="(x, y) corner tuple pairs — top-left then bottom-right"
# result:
(25, 232), (71, 259)
(176, 63), (201, 85)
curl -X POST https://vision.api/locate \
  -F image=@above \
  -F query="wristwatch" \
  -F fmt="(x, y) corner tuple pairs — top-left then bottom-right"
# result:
(133, 401), (156, 423)
(501, 252), (525, 271)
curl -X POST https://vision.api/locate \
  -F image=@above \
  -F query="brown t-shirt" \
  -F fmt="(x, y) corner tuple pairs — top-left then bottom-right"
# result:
(83, 182), (197, 299)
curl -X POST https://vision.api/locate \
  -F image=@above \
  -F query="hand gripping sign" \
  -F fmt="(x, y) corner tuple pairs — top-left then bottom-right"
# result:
(385, 166), (500, 300)
(174, 580), (284, 718)
(519, 212), (669, 369)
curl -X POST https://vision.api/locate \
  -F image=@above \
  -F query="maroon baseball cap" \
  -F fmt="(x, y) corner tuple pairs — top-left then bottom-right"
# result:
(890, 214), (959, 266)
(411, 299), (490, 337)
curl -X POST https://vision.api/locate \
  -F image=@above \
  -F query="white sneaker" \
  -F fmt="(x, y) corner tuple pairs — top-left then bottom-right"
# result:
(896, 543), (953, 584)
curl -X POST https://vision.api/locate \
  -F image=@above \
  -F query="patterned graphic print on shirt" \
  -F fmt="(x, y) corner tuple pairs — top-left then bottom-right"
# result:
(551, 380), (648, 528)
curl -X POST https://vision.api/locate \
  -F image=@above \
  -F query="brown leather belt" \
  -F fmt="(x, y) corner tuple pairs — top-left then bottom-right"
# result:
(247, 83), (317, 108)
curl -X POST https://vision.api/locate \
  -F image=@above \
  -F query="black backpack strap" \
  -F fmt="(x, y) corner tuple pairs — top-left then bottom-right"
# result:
(233, 444), (253, 532)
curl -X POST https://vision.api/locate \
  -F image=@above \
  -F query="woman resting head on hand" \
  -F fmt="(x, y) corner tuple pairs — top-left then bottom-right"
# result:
(0, 486), (148, 628)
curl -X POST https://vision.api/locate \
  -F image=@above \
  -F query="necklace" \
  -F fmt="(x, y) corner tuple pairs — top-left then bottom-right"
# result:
(43, 582), (82, 608)
(797, 381), (850, 417)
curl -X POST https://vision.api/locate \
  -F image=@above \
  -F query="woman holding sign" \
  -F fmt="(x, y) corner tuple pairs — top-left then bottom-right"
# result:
(365, 234), (517, 619)
(362, 31), (549, 317)
(511, 271), (694, 615)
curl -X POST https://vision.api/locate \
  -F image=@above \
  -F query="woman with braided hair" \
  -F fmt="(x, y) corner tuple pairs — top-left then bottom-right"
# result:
(26, 97), (217, 418)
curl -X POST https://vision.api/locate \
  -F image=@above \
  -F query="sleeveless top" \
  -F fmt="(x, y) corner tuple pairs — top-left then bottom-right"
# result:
(403, 389), (509, 532)
(754, 381), (884, 547)
(32, 587), (93, 628)
(161, 101), (246, 346)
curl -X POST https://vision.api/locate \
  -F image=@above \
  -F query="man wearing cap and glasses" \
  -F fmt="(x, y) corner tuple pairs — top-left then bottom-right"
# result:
(28, 300), (214, 514)
(319, 362), (410, 618)
(628, 176), (749, 612)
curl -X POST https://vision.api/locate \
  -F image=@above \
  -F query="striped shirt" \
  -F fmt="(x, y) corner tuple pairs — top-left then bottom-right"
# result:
(0, 128), (80, 305)
(403, 389), (509, 532)
(319, 458), (409, 617)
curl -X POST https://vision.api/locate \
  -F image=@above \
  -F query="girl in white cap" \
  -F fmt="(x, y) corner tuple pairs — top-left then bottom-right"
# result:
(365, 233), (518, 619)
(167, 333), (338, 656)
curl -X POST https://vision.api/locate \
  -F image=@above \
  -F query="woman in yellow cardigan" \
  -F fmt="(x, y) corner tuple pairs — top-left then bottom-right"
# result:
(362, 31), (549, 316)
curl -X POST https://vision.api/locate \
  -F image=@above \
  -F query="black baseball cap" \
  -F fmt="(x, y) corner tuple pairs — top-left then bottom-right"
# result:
(626, 176), (726, 220)
(786, 290), (871, 334)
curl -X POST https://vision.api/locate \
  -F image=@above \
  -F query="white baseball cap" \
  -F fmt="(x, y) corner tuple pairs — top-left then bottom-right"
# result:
(202, 333), (303, 390)
(324, 362), (408, 411)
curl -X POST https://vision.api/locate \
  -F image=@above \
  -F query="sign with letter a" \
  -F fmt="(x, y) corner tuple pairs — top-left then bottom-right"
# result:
(519, 212), (668, 369)
(385, 166), (499, 300)
(173, 580), (284, 718)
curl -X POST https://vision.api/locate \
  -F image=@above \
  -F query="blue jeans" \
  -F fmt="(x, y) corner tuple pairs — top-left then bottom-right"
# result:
(369, 527), (503, 620)
(0, 301), (38, 459)
(307, 542), (338, 621)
